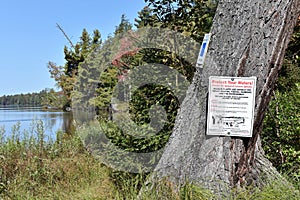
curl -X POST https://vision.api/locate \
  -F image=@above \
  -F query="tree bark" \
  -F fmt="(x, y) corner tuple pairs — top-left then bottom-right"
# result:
(153, 0), (300, 194)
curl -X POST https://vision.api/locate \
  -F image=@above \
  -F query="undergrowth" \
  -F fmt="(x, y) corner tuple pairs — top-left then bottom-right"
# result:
(0, 121), (299, 199)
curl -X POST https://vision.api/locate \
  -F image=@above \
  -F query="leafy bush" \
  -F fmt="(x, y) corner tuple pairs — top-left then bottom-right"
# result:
(262, 20), (300, 187)
(262, 84), (300, 186)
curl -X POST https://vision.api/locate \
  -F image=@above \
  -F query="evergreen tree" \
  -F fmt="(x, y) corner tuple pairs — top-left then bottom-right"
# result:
(87, 1), (220, 155)
(48, 29), (102, 109)
(114, 14), (133, 36)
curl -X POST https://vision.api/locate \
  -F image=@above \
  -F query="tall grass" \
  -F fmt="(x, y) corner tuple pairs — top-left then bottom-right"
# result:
(0, 121), (299, 199)
(0, 120), (114, 199)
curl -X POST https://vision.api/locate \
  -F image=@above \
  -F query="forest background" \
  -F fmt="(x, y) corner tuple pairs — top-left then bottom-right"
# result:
(0, 0), (299, 199)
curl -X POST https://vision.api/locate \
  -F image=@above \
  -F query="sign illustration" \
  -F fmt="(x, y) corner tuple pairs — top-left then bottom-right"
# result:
(207, 76), (257, 137)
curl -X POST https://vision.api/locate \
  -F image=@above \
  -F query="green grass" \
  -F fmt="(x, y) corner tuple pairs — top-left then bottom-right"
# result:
(0, 121), (115, 200)
(0, 121), (299, 199)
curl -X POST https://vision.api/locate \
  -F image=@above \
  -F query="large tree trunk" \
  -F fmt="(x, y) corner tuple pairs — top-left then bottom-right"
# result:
(152, 0), (300, 194)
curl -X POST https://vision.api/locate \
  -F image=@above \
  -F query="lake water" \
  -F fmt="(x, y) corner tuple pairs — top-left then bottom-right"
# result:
(0, 106), (73, 140)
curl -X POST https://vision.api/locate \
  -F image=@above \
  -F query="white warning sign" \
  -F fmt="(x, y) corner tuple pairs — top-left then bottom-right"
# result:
(207, 76), (257, 137)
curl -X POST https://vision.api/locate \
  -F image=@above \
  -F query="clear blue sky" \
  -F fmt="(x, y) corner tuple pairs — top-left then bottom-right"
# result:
(0, 0), (146, 96)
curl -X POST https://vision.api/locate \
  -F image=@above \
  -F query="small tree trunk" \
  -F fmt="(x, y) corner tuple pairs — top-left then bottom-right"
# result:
(153, 0), (300, 194)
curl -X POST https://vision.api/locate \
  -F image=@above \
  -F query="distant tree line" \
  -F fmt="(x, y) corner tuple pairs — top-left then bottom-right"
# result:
(0, 88), (66, 109)
(0, 91), (43, 106)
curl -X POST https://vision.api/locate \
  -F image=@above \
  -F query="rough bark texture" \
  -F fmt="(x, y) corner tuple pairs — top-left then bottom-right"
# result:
(153, 0), (300, 194)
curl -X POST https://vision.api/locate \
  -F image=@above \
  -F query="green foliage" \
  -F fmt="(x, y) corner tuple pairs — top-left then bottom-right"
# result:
(64, 29), (101, 78)
(94, 67), (119, 109)
(40, 88), (68, 110)
(262, 19), (300, 184)
(0, 122), (114, 200)
(277, 20), (300, 91)
(64, 6), (213, 160)
(77, 120), (164, 173)
(109, 171), (215, 200)
(136, 0), (218, 42)
(130, 84), (179, 127)
(230, 180), (299, 200)
(277, 60), (300, 91)
(104, 119), (168, 153)
(96, 1), (218, 157)
(48, 28), (102, 108)
(72, 15), (134, 117)
(0, 88), (70, 109)
(138, 48), (196, 81)
(109, 171), (148, 199)
(0, 91), (45, 106)
(88, 1), (217, 160)
(284, 19), (300, 66)
(72, 2), (300, 188)
(262, 84), (300, 182)
(48, 1), (300, 194)
(1, 122), (300, 199)
(252, 183), (299, 200)
(114, 14), (133, 36)
(179, 182), (214, 200)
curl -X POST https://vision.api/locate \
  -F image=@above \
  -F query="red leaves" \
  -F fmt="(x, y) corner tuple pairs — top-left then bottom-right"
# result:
(111, 31), (140, 68)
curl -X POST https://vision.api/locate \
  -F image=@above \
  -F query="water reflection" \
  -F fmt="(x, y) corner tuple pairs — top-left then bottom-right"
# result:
(0, 106), (74, 139)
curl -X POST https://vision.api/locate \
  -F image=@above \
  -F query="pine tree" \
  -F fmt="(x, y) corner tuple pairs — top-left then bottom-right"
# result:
(114, 14), (133, 36)
(48, 29), (102, 109)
